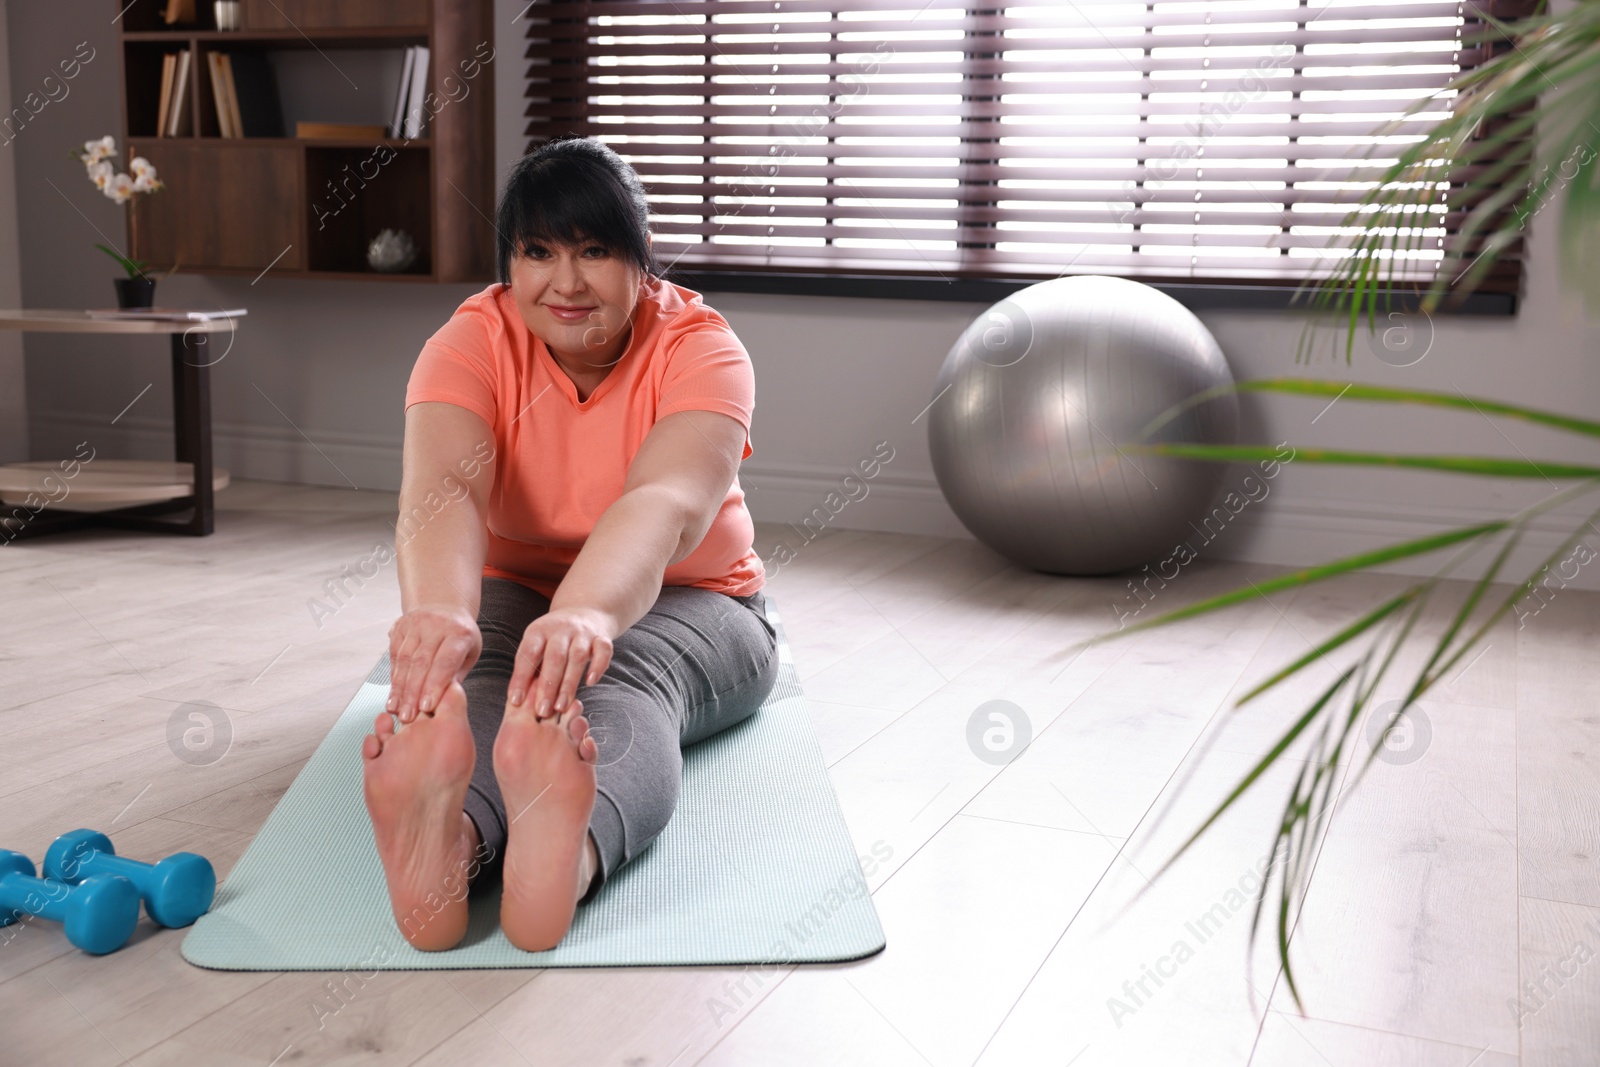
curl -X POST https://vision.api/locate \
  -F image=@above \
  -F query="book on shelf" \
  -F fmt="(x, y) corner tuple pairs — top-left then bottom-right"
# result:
(204, 52), (281, 139)
(388, 46), (417, 139)
(226, 51), (283, 138)
(219, 53), (242, 137)
(207, 52), (235, 138)
(85, 307), (248, 322)
(296, 122), (389, 141)
(157, 53), (176, 138)
(166, 49), (192, 137)
(162, 0), (196, 25)
(404, 46), (430, 140)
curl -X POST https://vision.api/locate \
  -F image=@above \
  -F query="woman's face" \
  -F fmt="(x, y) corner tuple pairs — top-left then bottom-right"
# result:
(507, 236), (645, 371)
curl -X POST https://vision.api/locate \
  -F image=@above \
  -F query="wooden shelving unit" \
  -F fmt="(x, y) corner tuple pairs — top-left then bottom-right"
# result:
(117, 0), (495, 283)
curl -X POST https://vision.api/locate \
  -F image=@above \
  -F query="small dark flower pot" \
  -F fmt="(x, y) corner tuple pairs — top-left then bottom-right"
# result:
(114, 276), (157, 309)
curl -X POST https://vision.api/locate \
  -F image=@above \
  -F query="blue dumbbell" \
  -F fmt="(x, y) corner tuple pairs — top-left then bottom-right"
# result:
(0, 850), (140, 955)
(44, 829), (215, 929)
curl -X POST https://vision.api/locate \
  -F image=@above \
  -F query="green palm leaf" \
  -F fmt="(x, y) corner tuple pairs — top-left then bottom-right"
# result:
(1133, 444), (1600, 481)
(1089, 369), (1600, 1007)
(1073, 0), (1600, 1010)
(1292, 0), (1600, 350)
(1141, 380), (1600, 442)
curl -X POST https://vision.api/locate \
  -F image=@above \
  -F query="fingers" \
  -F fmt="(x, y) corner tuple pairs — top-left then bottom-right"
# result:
(585, 638), (613, 690)
(517, 634), (581, 720)
(387, 610), (481, 723)
(396, 632), (446, 724)
(391, 631), (433, 722)
(416, 632), (475, 717)
(509, 617), (612, 718)
(530, 634), (566, 719)
(550, 636), (598, 717)
(507, 629), (546, 710)
(386, 626), (416, 713)
(545, 633), (613, 718)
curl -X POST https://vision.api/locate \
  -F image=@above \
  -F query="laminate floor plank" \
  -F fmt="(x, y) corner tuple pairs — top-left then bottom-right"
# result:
(3, 480), (1597, 1067)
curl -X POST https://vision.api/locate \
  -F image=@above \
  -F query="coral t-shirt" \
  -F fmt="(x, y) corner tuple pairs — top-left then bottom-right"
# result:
(404, 276), (765, 600)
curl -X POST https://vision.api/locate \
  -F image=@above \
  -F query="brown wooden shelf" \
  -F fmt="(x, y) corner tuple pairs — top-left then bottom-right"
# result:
(177, 137), (434, 148)
(123, 28), (430, 46)
(98, 263), (452, 283)
(305, 270), (441, 283)
(119, 0), (494, 285)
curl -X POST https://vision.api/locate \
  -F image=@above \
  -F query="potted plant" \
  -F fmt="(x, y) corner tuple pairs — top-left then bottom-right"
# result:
(1089, 0), (1600, 1005)
(73, 135), (166, 308)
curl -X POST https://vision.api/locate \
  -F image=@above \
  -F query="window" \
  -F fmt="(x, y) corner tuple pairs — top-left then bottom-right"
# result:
(524, 0), (1525, 300)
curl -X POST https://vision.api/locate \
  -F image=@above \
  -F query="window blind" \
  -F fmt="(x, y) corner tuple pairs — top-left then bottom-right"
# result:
(524, 0), (1529, 296)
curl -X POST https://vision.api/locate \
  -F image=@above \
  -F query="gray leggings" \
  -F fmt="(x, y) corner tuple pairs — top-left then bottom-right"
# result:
(461, 576), (779, 903)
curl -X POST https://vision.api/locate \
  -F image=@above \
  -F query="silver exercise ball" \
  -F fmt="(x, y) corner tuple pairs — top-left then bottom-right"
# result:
(927, 275), (1238, 575)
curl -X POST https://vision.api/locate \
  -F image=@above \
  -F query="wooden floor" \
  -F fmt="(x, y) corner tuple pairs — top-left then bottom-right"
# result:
(2, 480), (1596, 1066)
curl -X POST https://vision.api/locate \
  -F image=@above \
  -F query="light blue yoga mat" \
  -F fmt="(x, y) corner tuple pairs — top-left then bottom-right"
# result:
(182, 596), (885, 970)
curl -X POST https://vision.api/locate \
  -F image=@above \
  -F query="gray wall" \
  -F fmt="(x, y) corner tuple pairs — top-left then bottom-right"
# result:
(0, 0), (24, 462)
(7, 2), (1600, 587)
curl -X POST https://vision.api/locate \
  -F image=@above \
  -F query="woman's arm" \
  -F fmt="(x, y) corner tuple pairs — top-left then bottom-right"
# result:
(387, 401), (497, 722)
(508, 408), (747, 718)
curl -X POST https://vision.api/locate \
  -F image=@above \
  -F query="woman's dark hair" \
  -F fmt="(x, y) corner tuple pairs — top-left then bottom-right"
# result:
(495, 136), (660, 285)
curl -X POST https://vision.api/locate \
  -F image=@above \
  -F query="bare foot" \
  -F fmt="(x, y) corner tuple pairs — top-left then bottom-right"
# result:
(495, 694), (599, 951)
(362, 679), (480, 951)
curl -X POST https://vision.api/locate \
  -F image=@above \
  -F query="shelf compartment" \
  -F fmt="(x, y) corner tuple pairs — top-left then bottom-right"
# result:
(194, 45), (289, 139)
(117, 0), (218, 34)
(124, 41), (198, 138)
(305, 145), (432, 276)
(116, 0), (494, 284)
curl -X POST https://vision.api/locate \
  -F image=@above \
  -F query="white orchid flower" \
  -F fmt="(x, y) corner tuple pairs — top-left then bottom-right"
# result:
(78, 136), (163, 202)
(81, 135), (116, 164)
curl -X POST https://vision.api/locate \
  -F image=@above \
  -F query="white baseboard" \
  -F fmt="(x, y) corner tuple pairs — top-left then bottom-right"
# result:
(740, 461), (971, 542)
(1215, 496), (1600, 592)
(33, 409), (404, 493)
(34, 410), (1599, 592)
(739, 456), (1600, 593)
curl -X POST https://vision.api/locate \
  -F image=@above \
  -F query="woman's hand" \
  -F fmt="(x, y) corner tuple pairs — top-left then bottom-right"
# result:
(508, 606), (617, 719)
(387, 604), (483, 723)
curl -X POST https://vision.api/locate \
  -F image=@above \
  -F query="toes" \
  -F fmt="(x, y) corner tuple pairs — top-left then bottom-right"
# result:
(565, 714), (599, 765)
(365, 713), (395, 760)
(564, 713), (593, 749)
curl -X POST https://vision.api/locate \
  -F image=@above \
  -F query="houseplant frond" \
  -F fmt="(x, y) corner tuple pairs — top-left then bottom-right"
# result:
(1074, 373), (1600, 1007)
(1288, 0), (1600, 361)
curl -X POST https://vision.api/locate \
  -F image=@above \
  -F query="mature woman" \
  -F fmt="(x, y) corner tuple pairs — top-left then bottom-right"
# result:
(361, 136), (777, 952)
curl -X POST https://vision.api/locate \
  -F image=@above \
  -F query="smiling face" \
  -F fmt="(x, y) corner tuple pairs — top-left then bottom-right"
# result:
(507, 236), (646, 376)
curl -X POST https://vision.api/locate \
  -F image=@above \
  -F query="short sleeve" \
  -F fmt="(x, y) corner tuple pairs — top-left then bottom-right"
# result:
(405, 304), (500, 431)
(659, 308), (756, 460)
